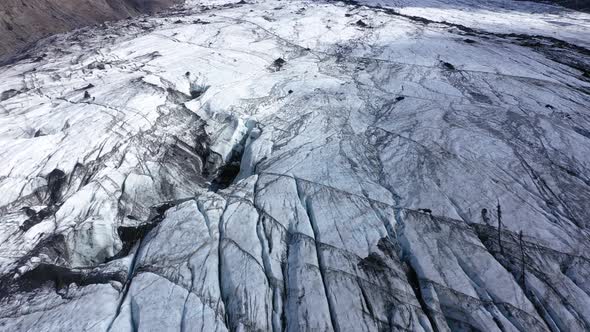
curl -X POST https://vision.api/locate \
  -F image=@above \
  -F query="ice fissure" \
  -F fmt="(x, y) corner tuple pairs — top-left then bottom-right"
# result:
(296, 178), (340, 332)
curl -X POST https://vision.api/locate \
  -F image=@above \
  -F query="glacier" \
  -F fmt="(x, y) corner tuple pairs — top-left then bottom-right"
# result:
(0, 0), (589, 331)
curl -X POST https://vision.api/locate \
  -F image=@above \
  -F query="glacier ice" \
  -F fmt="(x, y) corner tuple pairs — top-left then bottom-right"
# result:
(0, 0), (589, 331)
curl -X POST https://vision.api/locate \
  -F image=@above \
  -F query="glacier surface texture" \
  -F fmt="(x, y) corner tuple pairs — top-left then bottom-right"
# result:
(0, 0), (590, 331)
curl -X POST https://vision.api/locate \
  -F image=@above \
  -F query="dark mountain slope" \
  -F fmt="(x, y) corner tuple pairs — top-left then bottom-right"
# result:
(0, 0), (179, 56)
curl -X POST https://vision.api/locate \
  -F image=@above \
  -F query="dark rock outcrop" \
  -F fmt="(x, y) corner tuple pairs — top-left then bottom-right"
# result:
(0, 0), (180, 56)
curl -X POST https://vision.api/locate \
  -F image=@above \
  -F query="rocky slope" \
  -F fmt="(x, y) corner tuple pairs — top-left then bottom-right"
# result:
(0, 0), (589, 331)
(0, 0), (180, 56)
(525, 0), (590, 11)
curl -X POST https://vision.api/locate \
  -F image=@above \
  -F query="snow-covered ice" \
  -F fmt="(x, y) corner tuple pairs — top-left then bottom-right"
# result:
(0, 0), (589, 331)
